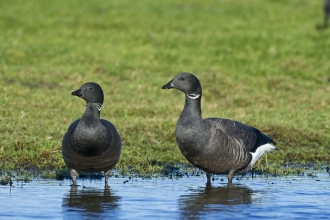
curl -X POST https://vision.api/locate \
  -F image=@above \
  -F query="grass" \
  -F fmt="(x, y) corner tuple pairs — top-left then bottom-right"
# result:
(0, 0), (330, 179)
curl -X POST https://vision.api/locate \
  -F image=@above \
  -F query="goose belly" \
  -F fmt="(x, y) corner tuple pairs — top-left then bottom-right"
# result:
(63, 146), (119, 172)
(184, 146), (252, 175)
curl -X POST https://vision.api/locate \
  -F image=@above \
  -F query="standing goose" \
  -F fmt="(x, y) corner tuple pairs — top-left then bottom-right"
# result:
(62, 82), (122, 186)
(162, 72), (278, 184)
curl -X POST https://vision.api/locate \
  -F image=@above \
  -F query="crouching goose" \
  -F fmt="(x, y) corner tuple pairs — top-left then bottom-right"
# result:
(162, 72), (278, 184)
(62, 82), (122, 186)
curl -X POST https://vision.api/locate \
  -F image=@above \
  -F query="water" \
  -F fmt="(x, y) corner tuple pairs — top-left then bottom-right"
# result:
(0, 173), (329, 219)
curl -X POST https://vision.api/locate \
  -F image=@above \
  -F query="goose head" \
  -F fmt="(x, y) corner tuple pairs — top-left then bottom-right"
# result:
(162, 72), (202, 99)
(72, 82), (104, 105)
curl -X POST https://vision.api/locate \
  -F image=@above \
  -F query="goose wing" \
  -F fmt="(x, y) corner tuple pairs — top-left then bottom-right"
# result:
(204, 118), (276, 153)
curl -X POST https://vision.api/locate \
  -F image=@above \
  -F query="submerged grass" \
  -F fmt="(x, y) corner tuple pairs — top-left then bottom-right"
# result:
(0, 0), (330, 178)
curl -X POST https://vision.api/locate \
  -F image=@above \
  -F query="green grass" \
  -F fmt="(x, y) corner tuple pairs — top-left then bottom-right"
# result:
(0, 0), (330, 177)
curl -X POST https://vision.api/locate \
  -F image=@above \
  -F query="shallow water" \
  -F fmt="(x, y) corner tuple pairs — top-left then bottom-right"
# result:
(0, 172), (329, 220)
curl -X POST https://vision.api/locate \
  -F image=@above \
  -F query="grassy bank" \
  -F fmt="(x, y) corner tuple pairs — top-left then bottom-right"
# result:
(0, 0), (329, 177)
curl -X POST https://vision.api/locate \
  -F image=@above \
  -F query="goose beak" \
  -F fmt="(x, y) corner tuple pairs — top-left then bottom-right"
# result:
(162, 80), (174, 89)
(71, 89), (82, 97)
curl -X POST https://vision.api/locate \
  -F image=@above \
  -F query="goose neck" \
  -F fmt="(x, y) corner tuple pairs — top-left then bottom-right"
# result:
(81, 103), (102, 123)
(180, 95), (202, 122)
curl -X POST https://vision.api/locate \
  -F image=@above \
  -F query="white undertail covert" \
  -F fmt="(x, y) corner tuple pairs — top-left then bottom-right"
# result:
(249, 143), (278, 167)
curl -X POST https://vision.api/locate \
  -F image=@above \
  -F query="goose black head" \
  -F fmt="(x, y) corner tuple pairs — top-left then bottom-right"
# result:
(162, 72), (202, 99)
(72, 82), (104, 104)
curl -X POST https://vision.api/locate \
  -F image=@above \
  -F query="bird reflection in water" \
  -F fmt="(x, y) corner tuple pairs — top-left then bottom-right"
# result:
(62, 185), (121, 218)
(179, 182), (255, 218)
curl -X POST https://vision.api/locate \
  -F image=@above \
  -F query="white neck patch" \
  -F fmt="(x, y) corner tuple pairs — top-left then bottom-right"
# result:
(187, 94), (201, 99)
(93, 103), (103, 111)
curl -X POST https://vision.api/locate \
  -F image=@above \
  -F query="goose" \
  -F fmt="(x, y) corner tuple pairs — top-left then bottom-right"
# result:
(162, 72), (278, 184)
(62, 82), (122, 186)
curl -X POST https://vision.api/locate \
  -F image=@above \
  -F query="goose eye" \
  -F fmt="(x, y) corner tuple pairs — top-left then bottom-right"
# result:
(179, 77), (185, 81)
(89, 87), (93, 90)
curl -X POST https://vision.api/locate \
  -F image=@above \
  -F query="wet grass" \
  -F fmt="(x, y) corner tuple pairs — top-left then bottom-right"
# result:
(0, 163), (328, 186)
(1, 0), (330, 179)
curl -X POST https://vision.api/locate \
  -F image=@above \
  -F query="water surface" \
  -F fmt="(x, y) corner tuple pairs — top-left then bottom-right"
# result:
(1, 172), (329, 219)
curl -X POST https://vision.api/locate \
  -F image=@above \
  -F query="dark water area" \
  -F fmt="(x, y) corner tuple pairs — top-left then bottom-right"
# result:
(0, 172), (329, 219)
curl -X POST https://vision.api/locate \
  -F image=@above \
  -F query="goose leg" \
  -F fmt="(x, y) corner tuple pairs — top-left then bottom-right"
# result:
(206, 173), (212, 183)
(70, 185), (78, 194)
(227, 170), (236, 185)
(70, 169), (79, 186)
(104, 170), (111, 185)
(227, 181), (233, 188)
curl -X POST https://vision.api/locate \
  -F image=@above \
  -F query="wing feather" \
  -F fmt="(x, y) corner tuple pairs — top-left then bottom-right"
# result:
(204, 118), (275, 152)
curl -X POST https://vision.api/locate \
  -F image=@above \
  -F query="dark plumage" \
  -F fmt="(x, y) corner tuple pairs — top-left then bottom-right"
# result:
(325, 0), (330, 26)
(62, 82), (122, 186)
(162, 72), (278, 185)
